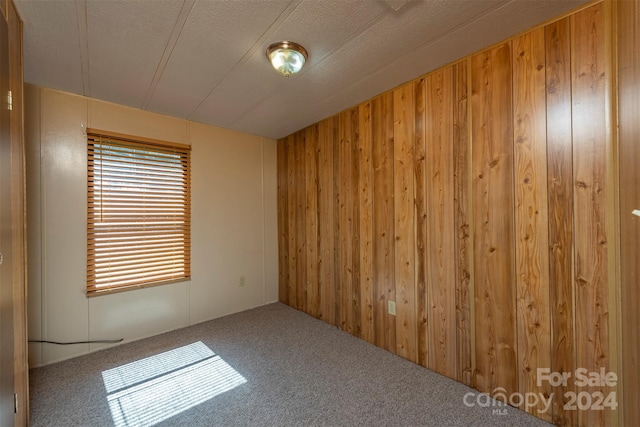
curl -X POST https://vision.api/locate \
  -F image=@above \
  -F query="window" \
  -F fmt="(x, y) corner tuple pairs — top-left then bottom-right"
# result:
(87, 129), (191, 296)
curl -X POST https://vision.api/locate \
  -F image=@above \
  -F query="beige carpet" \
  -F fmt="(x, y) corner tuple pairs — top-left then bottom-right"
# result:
(29, 303), (550, 427)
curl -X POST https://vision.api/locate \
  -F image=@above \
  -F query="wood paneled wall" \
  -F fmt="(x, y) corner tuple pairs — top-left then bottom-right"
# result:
(617, 0), (640, 425)
(278, 3), (621, 425)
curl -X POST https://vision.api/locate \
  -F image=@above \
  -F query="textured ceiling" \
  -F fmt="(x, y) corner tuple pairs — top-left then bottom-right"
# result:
(15, 0), (589, 140)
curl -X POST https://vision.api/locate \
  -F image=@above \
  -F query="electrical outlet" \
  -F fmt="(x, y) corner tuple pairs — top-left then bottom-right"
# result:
(239, 276), (246, 287)
(388, 300), (396, 316)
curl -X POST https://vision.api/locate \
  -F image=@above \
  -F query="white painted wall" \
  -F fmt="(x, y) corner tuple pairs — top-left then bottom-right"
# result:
(25, 85), (279, 367)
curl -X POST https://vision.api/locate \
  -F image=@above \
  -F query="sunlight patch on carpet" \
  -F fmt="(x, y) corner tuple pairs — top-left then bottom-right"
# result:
(102, 341), (247, 426)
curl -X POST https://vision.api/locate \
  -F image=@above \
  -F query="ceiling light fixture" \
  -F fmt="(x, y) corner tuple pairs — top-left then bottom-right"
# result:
(266, 41), (308, 78)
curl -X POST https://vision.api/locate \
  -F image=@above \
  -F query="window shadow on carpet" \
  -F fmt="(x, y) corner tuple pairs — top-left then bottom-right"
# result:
(101, 341), (247, 427)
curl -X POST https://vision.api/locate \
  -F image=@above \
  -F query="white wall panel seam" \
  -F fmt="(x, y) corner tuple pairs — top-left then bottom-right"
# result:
(261, 137), (266, 305)
(38, 88), (45, 364)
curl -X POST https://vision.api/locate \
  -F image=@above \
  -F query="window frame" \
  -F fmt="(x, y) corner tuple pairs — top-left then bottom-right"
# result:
(86, 128), (191, 297)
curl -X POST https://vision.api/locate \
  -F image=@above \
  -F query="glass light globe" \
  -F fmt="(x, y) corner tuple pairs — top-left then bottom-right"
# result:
(266, 42), (308, 78)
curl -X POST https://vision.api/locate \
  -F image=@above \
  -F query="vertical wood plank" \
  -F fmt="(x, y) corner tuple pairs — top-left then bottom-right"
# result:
(545, 16), (576, 426)
(318, 118), (337, 326)
(414, 77), (428, 368)
(339, 110), (355, 334)
(471, 42), (518, 397)
(305, 125), (319, 318)
(332, 116), (342, 329)
(359, 101), (375, 344)
(618, 0), (640, 425)
(372, 93), (396, 354)
(425, 67), (457, 378)
(513, 28), (552, 420)
(453, 59), (473, 386)
(393, 83), (417, 363)
(294, 131), (307, 312)
(350, 108), (362, 337)
(277, 138), (289, 305)
(571, 5), (609, 426)
(286, 135), (298, 308)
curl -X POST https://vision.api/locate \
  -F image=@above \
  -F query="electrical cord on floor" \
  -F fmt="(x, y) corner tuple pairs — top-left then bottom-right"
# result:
(28, 338), (124, 345)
